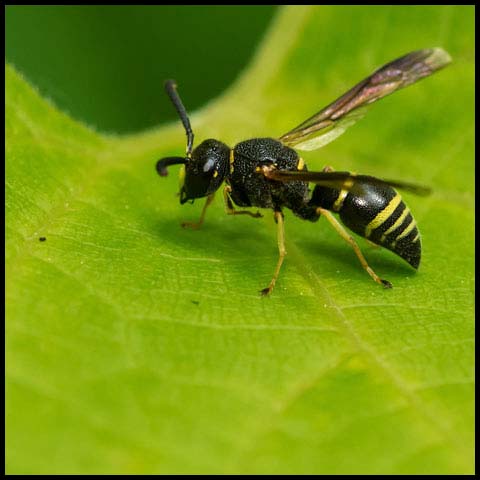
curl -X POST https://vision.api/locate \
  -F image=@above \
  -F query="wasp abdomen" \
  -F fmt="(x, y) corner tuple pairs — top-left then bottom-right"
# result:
(340, 185), (421, 269)
(309, 181), (421, 269)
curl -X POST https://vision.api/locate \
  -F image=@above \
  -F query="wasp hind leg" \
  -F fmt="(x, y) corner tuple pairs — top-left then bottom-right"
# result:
(365, 238), (381, 249)
(181, 193), (215, 229)
(223, 185), (263, 218)
(260, 210), (286, 296)
(317, 207), (392, 288)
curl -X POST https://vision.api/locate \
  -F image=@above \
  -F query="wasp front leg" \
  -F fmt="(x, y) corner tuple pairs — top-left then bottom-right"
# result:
(181, 193), (215, 229)
(223, 185), (263, 218)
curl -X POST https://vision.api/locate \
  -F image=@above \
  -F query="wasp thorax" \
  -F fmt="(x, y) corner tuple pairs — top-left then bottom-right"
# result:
(180, 139), (230, 203)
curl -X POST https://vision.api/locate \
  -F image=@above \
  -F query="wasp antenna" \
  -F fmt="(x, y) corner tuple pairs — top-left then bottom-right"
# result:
(165, 79), (194, 157)
(156, 156), (186, 177)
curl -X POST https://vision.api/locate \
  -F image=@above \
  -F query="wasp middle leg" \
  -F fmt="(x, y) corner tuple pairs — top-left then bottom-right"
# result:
(223, 185), (263, 218)
(261, 210), (286, 296)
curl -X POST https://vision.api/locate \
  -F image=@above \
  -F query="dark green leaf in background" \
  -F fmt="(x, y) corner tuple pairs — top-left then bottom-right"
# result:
(5, 5), (277, 133)
(6, 5), (474, 474)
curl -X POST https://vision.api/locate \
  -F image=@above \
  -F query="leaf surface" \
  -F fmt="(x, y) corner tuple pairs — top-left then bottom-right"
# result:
(6, 5), (474, 474)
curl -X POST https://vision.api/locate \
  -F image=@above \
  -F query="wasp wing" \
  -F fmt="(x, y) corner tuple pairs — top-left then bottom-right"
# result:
(279, 48), (451, 151)
(263, 169), (431, 196)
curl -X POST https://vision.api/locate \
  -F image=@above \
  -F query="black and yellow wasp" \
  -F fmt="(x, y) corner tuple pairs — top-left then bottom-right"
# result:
(156, 48), (451, 295)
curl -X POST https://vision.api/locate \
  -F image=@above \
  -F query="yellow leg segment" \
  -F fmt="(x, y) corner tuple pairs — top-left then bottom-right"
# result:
(181, 193), (215, 229)
(316, 207), (392, 288)
(261, 211), (286, 296)
(365, 238), (381, 249)
(223, 185), (263, 218)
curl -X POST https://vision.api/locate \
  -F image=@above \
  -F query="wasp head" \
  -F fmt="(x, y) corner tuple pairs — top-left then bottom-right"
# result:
(179, 139), (229, 203)
(156, 139), (230, 204)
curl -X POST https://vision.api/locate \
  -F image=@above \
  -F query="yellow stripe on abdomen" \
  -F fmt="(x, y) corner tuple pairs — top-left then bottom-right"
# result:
(365, 193), (402, 238)
(380, 205), (410, 242)
(391, 218), (417, 248)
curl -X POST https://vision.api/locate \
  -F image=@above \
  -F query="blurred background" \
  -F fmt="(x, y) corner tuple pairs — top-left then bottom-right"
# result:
(6, 5), (278, 134)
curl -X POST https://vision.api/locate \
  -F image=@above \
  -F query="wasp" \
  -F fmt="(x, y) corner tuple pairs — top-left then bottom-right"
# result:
(156, 48), (451, 296)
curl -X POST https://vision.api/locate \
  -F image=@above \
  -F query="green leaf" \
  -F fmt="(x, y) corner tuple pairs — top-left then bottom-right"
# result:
(6, 5), (474, 475)
(5, 5), (278, 132)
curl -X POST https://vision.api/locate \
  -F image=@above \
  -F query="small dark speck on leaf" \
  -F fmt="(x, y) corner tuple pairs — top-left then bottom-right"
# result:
(39, 237), (47, 242)
(191, 300), (200, 305)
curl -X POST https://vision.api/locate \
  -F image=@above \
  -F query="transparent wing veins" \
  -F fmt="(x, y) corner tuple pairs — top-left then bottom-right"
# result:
(279, 48), (451, 151)
(263, 169), (431, 196)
